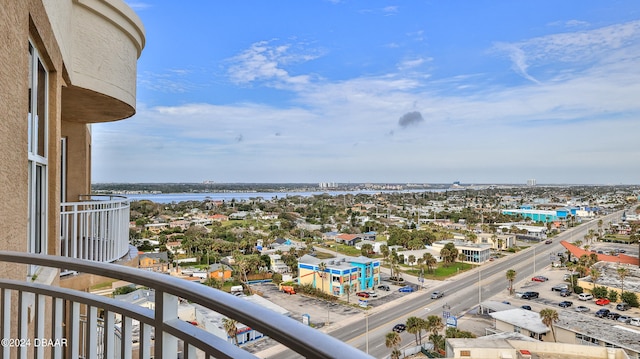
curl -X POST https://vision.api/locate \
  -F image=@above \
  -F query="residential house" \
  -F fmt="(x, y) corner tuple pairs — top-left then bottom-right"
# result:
(269, 254), (291, 274)
(138, 252), (170, 273)
(208, 263), (233, 281)
(335, 234), (363, 246)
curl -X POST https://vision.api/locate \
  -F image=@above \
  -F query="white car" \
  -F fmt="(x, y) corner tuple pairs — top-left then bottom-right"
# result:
(578, 293), (593, 301)
(630, 318), (640, 327)
(366, 291), (378, 298)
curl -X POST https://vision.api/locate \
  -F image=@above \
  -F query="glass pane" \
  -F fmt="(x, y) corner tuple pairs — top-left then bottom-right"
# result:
(36, 59), (46, 157)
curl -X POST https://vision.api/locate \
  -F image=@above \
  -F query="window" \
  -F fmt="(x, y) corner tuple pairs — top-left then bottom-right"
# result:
(27, 42), (49, 274)
(460, 350), (471, 357)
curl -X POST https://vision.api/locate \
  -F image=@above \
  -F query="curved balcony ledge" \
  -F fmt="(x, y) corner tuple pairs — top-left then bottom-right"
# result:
(0, 252), (372, 359)
(60, 195), (130, 266)
(48, 0), (146, 123)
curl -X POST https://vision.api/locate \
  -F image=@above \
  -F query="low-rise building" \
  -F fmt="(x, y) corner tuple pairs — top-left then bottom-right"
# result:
(298, 255), (380, 296)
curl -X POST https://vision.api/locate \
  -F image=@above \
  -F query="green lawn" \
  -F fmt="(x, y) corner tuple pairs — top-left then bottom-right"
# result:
(406, 262), (473, 280)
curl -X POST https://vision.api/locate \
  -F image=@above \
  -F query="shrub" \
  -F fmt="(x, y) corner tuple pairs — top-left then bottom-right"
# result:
(573, 286), (584, 294)
(592, 286), (608, 299)
(621, 292), (639, 307)
(607, 289), (619, 302)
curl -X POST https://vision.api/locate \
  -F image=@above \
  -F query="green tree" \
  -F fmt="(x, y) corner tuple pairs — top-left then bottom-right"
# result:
(318, 262), (327, 294)
(406, 316), (424, 345)
(618, 266), (629, 294)
(539, 308), (559, 342)
(506, 269), (517, 295)
(621, 292), (639, 307)
(222, 317), (239, 346)
(272, 272), (283, 286)
(385, 331), (401, 352)
(360, 243), (373, 257)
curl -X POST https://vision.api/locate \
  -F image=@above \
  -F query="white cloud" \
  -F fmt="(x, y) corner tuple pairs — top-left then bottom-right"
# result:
(226, 40), (322, 89)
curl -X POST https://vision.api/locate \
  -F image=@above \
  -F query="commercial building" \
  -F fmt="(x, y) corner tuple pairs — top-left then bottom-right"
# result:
(431, 240), (492, 264)
(298, 255), (380, 296)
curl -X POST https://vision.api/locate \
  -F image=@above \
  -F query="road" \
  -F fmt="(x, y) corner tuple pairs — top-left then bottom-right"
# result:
(267, 208), (629, 359)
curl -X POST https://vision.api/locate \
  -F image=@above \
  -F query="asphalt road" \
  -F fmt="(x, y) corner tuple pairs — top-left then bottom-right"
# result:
(266, 208), (629, 359)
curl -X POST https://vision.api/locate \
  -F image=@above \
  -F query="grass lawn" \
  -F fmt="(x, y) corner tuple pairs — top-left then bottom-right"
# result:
(406, 262), (473, 280)
(315, 251), (335, 260)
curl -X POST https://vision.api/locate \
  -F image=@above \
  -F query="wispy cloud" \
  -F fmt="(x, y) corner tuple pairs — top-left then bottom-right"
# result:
(124, 2), (152, 10)
(494, 20), (640, 83)
(226, 40), (323, 89)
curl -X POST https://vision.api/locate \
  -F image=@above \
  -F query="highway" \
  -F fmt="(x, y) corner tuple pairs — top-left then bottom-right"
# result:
(268, 208), (628, 359)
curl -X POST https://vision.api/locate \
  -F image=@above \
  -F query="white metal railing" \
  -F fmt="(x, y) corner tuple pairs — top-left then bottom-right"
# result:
(60, 195), (130, 265)
(0, 252), (373, 359)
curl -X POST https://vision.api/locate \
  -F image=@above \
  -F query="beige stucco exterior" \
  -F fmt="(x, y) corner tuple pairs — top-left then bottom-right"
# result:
(0, 0), (144, 351)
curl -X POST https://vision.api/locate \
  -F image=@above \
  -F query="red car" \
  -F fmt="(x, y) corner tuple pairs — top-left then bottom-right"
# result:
(531, 276), (548, 282)
(596, 298), (610, 306)
(356, 292), (370, 298)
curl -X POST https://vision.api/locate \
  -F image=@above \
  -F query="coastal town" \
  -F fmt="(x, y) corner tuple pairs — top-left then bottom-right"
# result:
(105, 183), (640, 358)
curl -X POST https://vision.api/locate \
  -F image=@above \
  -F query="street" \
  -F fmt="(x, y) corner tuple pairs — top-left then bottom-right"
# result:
(260, 209), (627, 359)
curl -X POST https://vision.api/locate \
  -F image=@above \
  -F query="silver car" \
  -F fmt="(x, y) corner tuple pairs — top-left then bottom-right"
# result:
(431, 291), (444, 299)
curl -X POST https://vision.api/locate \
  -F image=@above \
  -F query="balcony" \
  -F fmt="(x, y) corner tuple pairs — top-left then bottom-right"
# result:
(0, 251), (371, 359)
(60, 195), (130, 268)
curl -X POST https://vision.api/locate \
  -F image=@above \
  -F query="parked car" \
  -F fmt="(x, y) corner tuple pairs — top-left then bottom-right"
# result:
(607, 312), (621, 320)
(559, 301), (573, 308)
(544, 240), (553, 244)
(559, 289), (571, 297)
(521, 291), (539, 299)
(575, 306), (590, 313)
(393, 324), (406, 333)
(398, 286), (414, 293)
(618, 315), (632, 324)
(629, 318), (640, 327)
(595, 308), (611, 318)
(578, 293), (594, 301)
(616, 302), (630, 311)
(552, 284), (569, 292)
(377, 285), (390, 291)
(596, 298), (610, 306)
(366, 291), (378, 298)
(521, 305), (532, 310)
(531, 276), (548, 282)
(356, 292), (370, 298)
(431, 291), (444, 299)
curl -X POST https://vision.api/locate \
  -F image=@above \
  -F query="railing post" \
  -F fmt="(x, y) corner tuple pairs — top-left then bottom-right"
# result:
(1, 289), (10, 359)
(87, 306), (98, 359)
(122, 316), (132, 359)
(104, 310), (115, 359)
(52, 298), (63, 359)
(69, 302), (80, 359)
(155, 292), (178, 358)
(35, 294), (45, 359)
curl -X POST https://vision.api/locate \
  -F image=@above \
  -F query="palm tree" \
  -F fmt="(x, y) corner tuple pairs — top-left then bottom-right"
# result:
(429, 333), (445, 353)
(406, 316), (423, 345)
(458, 252), (466, 263)
(344, 282), (354, 303)
(318, 262), (327, 294)
(424, 253), (437, 274)
(618, 266), (629, 294)
(590, 267), (601, 288)
(385, 331), (401, 352)
(222, 317), (239, 346)
(539, 308), (559, 342)
(506, 269), (516, 295)
(390, 349), (402, 359)
(426, 315), (444, 337)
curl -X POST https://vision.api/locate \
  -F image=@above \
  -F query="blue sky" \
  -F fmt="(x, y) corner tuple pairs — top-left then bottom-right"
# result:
(92, 1), (640, 185)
